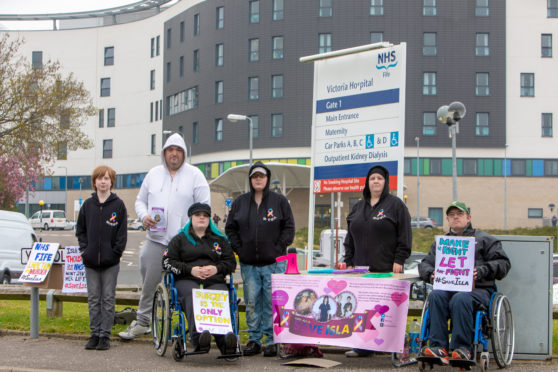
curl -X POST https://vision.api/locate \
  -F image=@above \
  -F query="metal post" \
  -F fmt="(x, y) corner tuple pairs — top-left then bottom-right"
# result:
(248, 117), (253, 165)
(58, 166), (67, 216)
(330, 193), (335, 268)
(451, 125), (458, 201)
(30, 287), (39, 338)
(504, 144), (508, 230)
(415, 137), (420, 217)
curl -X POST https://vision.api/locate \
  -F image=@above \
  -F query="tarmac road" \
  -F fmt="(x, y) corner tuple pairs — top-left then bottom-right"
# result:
(0, 333), (556, 372)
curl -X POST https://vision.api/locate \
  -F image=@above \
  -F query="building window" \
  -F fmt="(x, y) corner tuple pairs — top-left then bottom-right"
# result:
(166, 62), (171, 82)
(542, 34), (552, 57)
(463, 159), (477, 176)
(319, 33), (332, 53)
(215, 119), (223, 141)
(249, 77), (259, 100)
(370, 32), (383, 43)
(475, 33), (489, 56)
(167, 86), (199, 116)
(528, 208), (543, 218)
(215, 43), (224, 66)
(542, 113), (553, 137)
(272, 75), (283, 98)
(475, 112), (489, 136)
(180, 21), (184, 42)
(249, 38), (259, 61)
(193, 49), (199, 72)
(511, 159), (526, 176)
(104, 46), (114, 66)
(178, 126), (183, 138)
(31, 50), (43, 69)
(319, 0), (332, 17)
(549, 0), (558, 17)
(475, 72), (489, 96)
(194, 13), (200, 35)
(103, 139), (113, 159)
(422, 112), (437, 136)
(370, 0), (384, 16)
(99, 109), (104, 128)
(430, 158), (442, 175)
(179, 56), (184, 77)
(159, 99), (162, 120)
(423, 33), (437, 56)
(107, 108), (115, 127)
(151, 38), (155, 57)
(150, 69), (155, 90)
(520, 73), (535, 97)
(150, 102), (153, 122)
(100, 78), (110, 97)
(476, 0), (489, 16)
(423, 72), (436, 95)
(166, 28), (171, 49)
(249, 115), (259, 138)
(193, 122), (199, 144)
(155, 100), (159, 120)
(250, 1), (260, 23)
(57, 142), (67, 160)
(545, 160), (558, 176)
(271, 114), (283, 137)
(156, 35), (160, 55)
(272, 36), (284, 59)
(216, 6), (224, 29)
(423, 0), (436, 16)
(215, 81), (224, 103)
(151, 134), (156, 155)
(273, 0), (284, 20)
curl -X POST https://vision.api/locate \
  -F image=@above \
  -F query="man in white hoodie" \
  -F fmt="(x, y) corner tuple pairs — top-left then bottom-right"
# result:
(119, 133), (210, 340)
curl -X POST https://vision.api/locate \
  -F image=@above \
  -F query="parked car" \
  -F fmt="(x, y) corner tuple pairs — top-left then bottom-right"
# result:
(404, 252), (432, 300)
(29, 210), (68, 230)
(0, 210), (38, 284)
(411, 217), (437, 229)
(127, 218), (145, 231)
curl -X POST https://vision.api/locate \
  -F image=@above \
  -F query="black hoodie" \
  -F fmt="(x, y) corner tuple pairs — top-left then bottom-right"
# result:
(343, 165), (412, 272)
(225, 162), (295, 266)
(76, 192), (127, 269)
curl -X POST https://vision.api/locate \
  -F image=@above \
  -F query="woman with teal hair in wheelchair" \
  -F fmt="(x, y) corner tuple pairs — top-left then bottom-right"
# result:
(418, 201), (511, 363)
(163, 202), (237, 356)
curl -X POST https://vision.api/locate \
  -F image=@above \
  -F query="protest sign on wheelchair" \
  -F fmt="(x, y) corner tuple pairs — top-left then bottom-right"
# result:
(192, 288), (233, 335)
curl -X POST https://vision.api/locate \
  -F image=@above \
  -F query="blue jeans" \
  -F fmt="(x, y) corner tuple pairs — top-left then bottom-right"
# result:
(428, 288), (493, 352)
(240, 261), (286, 346)
(85, 264), (120, 338)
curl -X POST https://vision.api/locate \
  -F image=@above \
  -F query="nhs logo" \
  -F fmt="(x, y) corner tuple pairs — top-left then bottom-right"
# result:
(376, 50), (397, 77)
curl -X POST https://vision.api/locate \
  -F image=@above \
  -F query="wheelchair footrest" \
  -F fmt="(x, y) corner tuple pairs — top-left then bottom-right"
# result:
(216, 352), (243, 359)
(184, 350), (210, 356)
(449, 358), (476, 370)
(416, 355), (449, 367)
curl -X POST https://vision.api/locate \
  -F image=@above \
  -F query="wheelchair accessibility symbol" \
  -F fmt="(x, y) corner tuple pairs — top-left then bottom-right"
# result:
(366, 134), (374, 149)
(390, 131), (399, 147)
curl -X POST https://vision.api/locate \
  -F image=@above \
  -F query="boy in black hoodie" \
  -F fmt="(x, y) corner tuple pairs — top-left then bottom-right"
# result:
(76, 165), (127, 351)
(225, 162), (295, 357)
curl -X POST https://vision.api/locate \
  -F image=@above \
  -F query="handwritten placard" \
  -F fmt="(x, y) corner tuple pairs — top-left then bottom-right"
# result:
(19, 243), (60, 283)
(433, 235), (475, 292)
(192, 289), (232, 335)
(62, 246), (87, 293)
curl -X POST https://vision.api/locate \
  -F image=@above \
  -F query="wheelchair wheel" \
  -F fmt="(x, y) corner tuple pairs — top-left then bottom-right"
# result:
(418, 294), (430, 348)
(479, 352), (489, 372)
(172, 337), (185, 361)
(152, 282), (170, 356)
(490, 293), (514, 368)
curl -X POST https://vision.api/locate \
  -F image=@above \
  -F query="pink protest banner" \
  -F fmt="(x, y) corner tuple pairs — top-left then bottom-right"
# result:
(271, 274), (410, 353)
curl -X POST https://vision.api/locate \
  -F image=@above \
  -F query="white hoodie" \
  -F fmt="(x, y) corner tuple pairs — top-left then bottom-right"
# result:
(135, 133), (210, 245)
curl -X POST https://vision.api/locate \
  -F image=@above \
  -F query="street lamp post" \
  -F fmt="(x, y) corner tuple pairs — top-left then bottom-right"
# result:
(415, 136), (420, 218)
(58, 166), (67, 216)
(227, 114), (253, 165)
(437, 102), (466, 201)
(504, 144), (508, 230)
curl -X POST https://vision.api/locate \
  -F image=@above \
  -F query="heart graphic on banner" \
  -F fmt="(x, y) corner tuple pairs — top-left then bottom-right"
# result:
(391, 292), (408, 306)
(374, 304), (390, 316)
(327, 280), (347, 295)
(374, 338), (385, 345)
(272, 290), (289, 306)
(274, 325), (284, 335)
(357, 329), (379, 342)
(323, 287), (333, 294)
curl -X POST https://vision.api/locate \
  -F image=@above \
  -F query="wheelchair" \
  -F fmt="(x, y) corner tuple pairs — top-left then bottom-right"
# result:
(151, 272), (242, 361)
(417, 290), (515, 371)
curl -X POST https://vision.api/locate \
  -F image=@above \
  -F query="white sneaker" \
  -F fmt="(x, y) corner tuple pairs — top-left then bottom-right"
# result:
(118, 320), (150, 340)
(345, 350), (361, 357)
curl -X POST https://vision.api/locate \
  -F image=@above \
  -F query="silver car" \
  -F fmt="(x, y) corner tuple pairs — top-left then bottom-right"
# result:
(411, 217), (437, 229)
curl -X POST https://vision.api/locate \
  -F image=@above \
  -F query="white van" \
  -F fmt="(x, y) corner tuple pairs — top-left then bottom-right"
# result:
(29, 210), (67, 230)
(0, 210), (38, 284)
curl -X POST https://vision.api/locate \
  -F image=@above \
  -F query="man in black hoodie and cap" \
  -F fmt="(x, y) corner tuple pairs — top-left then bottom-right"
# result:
(343, 164), (412, 357)
(225, 162), (295, 357)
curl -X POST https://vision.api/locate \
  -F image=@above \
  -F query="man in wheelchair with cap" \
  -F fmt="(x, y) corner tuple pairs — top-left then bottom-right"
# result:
(163, 202), (237, 356)
(418, 201), (511, 362)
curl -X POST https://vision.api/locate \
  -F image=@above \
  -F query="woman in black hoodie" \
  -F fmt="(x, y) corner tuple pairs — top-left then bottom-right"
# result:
(76, 165), (127, 351)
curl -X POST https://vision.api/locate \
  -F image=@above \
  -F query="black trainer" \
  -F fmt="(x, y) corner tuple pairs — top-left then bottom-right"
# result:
(84, 335), (99, 350)
(242, 340), (261, 356)
(224, 332), (238, 355)
(263, 344), (277, 357)
(96, 337), (110, 350)
(197, 330), (212, 352)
